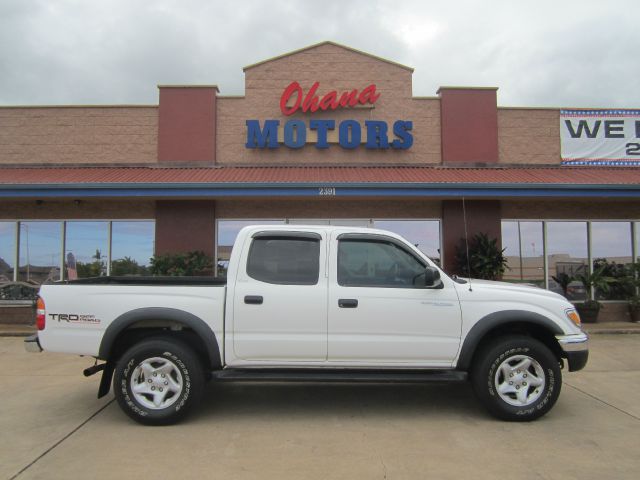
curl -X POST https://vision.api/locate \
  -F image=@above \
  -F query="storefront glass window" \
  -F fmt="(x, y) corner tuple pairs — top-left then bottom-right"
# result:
(0, 219), (154, 296)
(111, 221), (154, 275)
(591, 222), (633, 300)
(502, 221), (519, 276)
(18, 222), (62, 285)
(287, 219), (372, 227)
(373, 220), (441, 264)
(501, 221), (544, 287)
(635, 222), (640, 262)
(0, 222), (16, 283)
(216, 220), (285, 276)
(546, 222), (588, 301)
(65, 222), (109, 279)
(287, 219), (331, 225)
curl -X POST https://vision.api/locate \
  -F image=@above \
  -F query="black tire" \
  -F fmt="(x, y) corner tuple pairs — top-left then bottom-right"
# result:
(113, 337), (204, 426)
(471, 336), (561, 421)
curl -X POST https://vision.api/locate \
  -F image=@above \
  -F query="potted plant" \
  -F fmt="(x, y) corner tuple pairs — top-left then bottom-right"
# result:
(575, 266), (611, 323)
(592, 258), (631, 300)
(454, 232), (508, 281)
(551, 272), (576, 299)
(622, 261), (640, 323)
(628, 295), (640, 323)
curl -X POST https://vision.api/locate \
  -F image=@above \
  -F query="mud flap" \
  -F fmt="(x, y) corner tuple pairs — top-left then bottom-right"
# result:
(98, 362), (115, 398)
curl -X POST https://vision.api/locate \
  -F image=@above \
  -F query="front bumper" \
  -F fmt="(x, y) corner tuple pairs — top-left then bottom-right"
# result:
(24, 334), (43, 353)
(556, 332), (589, 372)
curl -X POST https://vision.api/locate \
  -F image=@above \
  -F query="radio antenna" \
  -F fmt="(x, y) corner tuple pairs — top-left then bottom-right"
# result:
(462, 197), (473, 292)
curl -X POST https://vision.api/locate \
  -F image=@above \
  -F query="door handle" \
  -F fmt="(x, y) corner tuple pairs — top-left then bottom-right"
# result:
(244, 295), (263, 305)
(338, 298), (358, 308)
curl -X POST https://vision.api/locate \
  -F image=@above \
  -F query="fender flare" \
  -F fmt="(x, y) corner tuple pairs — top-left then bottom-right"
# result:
(456, 310), (563, 371)
(98, 307), (222, 369)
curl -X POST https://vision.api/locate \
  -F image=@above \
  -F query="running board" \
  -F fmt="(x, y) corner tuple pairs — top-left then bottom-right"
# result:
(211, 369), (467, 383)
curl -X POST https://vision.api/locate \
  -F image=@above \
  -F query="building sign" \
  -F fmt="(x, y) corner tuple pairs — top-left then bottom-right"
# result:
(245, 81), (413, 150)
(560, 110), (640, 166)
(279, 81), (380, 116)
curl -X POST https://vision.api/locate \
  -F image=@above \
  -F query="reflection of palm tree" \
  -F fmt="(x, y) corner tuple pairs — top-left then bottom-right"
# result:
(0, 256), (11, 278)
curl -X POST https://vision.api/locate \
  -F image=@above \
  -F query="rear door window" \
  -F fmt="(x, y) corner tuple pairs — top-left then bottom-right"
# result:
(247, 236), (320, 285)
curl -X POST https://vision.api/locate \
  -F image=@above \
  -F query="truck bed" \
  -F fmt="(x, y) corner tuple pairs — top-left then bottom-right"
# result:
(37, 278), (226, 358)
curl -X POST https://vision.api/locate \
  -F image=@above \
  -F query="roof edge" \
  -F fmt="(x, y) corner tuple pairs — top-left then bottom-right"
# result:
(157, 85), (220, 92)
(243, 41), (414, 73)
(1, 164), (640, 171)
(437, 86), (499, 94)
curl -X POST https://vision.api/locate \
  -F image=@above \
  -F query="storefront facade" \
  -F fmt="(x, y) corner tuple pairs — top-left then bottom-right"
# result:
(2, 42), (640, 321)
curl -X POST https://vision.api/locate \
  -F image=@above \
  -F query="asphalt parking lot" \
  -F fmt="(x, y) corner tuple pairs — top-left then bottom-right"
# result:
(1, 334), (639, 480)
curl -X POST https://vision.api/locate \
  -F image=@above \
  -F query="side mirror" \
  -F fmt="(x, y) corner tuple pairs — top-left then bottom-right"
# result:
(414, 266), (443, 288)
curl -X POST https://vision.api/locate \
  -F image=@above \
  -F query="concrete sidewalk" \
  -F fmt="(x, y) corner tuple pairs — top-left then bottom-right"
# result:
(2, 334), (639, 480)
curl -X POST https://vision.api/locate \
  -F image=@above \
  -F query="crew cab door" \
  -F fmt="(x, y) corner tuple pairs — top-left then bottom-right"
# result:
(231, 230), (328, 362)
(327, 233), (462, 366)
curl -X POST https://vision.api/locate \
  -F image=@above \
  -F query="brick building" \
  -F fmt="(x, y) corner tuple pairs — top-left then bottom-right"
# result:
(1, 41), (640, 322)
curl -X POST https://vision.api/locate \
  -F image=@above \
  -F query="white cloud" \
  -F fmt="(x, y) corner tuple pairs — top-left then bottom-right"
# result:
(1, 0), (638, 107)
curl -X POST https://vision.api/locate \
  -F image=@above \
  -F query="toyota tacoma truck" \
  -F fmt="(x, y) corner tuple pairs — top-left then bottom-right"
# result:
(25, 225), (588, 425)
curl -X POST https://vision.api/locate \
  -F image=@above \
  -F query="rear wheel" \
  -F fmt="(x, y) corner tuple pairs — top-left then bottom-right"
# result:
(114, 337), (204, 425)
(471, 336), (561, 421)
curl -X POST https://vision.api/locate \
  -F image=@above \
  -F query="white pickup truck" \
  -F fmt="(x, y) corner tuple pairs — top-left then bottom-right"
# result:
(25, 225), (588, 425)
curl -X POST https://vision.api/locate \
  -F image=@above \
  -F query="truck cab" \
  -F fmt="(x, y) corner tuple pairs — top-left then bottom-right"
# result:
(226, 226), (462, 367)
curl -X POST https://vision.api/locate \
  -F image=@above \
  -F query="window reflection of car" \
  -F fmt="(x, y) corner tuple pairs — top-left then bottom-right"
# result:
(548, 279), (586, 300)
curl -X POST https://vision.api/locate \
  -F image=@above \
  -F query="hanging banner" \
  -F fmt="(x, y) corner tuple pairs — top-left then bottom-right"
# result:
(560, 109), (640, 166)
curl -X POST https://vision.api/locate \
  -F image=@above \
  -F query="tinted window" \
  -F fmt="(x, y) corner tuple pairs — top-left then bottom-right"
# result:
(546, 222), (588, 301)
(19, 221), (62, 284)
(0, 222), (16, 282)
(591, 222), (633, 300)
(111, 221), (154, 275)
(247, 236), (320, 285)
(501, 221), (544, 288)
(65, 221), (109, 279)
(338, 239), (425, 288)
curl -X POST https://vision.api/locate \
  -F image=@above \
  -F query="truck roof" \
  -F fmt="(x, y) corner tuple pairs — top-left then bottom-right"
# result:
(238, 224), (405, 238)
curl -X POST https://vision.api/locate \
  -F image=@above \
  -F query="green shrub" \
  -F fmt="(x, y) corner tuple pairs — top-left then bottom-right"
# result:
(454, 232), (507, 280)
(149, 251), (213, 276)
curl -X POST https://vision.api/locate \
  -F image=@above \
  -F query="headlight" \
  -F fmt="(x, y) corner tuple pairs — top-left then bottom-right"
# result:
(565, 308), (581, 327)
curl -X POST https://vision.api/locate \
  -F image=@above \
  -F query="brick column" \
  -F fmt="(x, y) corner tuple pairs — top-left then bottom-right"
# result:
(438, 87), (499, 164)
(441, 200), (502, 275)
(155, 201), (216, 256)
(157, 85), (218, 164)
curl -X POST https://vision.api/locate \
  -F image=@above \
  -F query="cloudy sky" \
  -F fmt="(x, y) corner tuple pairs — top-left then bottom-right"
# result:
(1, 0), (638, 108)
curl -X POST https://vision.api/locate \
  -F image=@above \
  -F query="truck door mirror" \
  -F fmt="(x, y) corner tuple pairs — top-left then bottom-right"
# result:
(414, 266), (443, 288)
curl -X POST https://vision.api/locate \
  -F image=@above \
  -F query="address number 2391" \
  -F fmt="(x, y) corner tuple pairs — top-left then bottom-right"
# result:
(319, 187), (336, 196)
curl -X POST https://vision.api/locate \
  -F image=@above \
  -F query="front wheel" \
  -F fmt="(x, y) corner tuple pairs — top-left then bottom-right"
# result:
(471, 336), (561, 421)
(113, 337), (204, 425)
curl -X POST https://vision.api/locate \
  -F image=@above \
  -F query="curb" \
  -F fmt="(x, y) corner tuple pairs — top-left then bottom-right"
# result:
(0, 327), (36, 337)
(583, 328), (640, 335)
